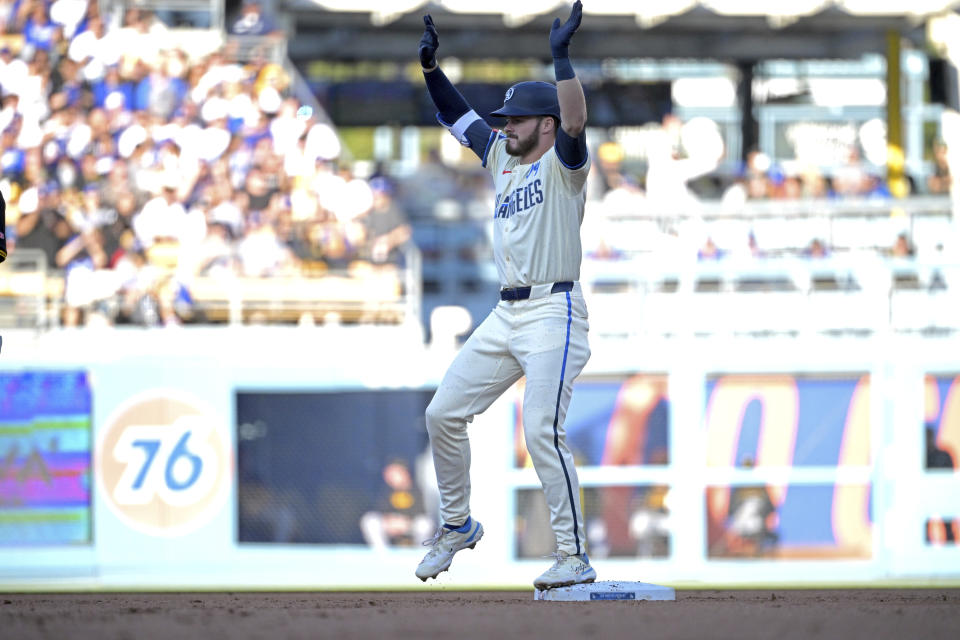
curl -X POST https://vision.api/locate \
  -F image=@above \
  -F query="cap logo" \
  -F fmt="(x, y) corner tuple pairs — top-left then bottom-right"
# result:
(504, 87), (514, 101)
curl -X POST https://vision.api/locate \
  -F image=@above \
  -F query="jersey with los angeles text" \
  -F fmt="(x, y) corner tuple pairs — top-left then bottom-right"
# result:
(484, 133), (590, 288)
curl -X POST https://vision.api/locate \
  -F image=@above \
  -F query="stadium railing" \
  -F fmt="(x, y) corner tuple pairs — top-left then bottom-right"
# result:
(577, 194), (960, 338)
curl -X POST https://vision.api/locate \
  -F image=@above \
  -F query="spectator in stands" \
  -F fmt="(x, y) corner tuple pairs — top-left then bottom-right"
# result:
(99, 189), (136, 266)
(57, 224), (107, 326)
(133, 177), (189, 251)
(49, 56), (85, 111)
(832, 147), (869, 197)
(92, 64), (133, 111)
(804, 238), (829, 259)
(229, 0), (281, 38)
(68, 14), (115, 83)
(744, 150), (773, 199)
(927, 141), (952, 195)
(190, 220), (237, 277)
(799, 164), (831, 199)
(644, 113), (721, 215)
(863, 171), (892, 199)
(0, 126), (25, 179)
(0, 4), (410, 327)
(236, 195), (298, 276)
(74, 152), (101, 191)
(16, 182), (71, 269)
(697, 236), (724, 261)
(100, 157), (135, 208)
(22, 2), (62, 55)
(0, 0), (15, 33)
(69, 183), (112, 230)
(360, 177), (411, 265)
(49, 0), (91, 41)
(890, 232), (916, 259)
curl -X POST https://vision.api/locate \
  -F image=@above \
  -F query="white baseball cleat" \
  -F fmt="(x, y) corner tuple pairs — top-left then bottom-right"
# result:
(534, 551), (597, 590)
(415, 518), (484, 581)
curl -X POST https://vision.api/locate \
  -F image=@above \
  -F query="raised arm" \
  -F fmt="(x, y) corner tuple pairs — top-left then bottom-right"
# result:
(551, 1), (587, 137)
(420, 15), (494, 160)
(550, 2), (587, 168)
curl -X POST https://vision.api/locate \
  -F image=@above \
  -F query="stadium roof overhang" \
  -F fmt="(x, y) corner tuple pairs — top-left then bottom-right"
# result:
(283, 0), (960, 62)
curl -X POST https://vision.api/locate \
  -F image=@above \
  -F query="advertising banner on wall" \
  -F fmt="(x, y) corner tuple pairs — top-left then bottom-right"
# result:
(923, 374), (959, 547)
(703, 374), (872, 560)
(0, 370), (92, 546)
(513, 373), (876, 563)
(2, 331), (959, 589)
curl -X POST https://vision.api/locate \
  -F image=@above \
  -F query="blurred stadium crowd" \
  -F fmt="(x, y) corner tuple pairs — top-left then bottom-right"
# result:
(0, 0), (954, 328)
(2, 0), (416, 326)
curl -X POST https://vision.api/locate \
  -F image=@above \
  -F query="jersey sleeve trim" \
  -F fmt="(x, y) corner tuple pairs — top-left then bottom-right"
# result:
(450, 110), (481, 143)
(481, 130), (502, 168)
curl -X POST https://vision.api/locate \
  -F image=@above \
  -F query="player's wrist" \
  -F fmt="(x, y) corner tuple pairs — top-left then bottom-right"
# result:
(553, 56), (575, 81)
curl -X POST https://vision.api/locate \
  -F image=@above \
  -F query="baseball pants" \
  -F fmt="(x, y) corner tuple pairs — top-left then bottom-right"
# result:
(425, 282), (591, 556)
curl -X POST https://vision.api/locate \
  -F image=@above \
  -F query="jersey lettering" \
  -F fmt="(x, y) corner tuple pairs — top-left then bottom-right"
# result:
(494, 178), (544, 219)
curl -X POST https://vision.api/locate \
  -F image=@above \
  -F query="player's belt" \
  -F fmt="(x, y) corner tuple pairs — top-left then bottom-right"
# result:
(500, 281), (573, 301)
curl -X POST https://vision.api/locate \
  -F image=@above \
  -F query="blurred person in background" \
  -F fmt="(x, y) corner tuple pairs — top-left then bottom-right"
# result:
(697, 236), (724, 261)
(803, 237), (830, 259)
(99, 188), (136, 266)
(56, 223), (108, 326)
(0, 0), (15, 33)
(832, 146), (869, 197)
(229, 0), (281, 38)
(69, 183), (111, 229)
(644, 113), (722, 215)
(360, 458), (434, 550)
(190, 220), (237, 278)
(236, 193), (298, 276)
(16, 182), (71, 268)
(241, 164), (277, 224)
(74, 152), (101, 191)
(22, 1), (62, 56)
(68, 13), (115, 82)
(890, 232), (916, 259)
(928, 141), (952, 194)
(725, 485), (779, 557)
(49, 0), (93, 41)
(92, 64), (133, 111)
(359, 176), (411, 265)
(49, 57), (86, 111)
(132, 177), (189, 268)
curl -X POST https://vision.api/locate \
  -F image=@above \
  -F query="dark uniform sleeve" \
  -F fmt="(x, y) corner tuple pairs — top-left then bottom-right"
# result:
(0, 190), (7, 263)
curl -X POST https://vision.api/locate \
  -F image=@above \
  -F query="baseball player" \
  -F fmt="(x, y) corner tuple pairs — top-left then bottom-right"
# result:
(414, 1), (596, 589)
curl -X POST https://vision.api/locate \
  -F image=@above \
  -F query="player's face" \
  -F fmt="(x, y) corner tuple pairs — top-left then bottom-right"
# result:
(503, 116), (544, 158)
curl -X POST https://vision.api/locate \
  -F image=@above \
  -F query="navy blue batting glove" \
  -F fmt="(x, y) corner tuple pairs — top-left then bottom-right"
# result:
(419, 15), (439, 69)
(550, 1), (582, 59)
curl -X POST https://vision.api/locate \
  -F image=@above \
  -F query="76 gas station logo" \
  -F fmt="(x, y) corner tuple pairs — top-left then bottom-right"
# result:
(97, 392), (229, 537)
(112, 417), (218, 507)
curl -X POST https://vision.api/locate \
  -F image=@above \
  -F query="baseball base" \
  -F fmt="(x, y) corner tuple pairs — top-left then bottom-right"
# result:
(534, 581), (676, 602)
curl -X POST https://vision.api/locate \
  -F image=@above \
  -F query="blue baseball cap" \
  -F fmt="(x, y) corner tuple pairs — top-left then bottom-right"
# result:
(490, 81), (561, 119)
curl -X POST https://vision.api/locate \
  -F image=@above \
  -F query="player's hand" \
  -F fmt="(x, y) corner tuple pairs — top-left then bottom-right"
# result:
(419, 15), (439, 69)
(550, 1), (582, 59)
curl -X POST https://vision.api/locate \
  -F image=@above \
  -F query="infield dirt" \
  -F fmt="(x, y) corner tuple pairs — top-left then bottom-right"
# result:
(2, 589), (959, 639)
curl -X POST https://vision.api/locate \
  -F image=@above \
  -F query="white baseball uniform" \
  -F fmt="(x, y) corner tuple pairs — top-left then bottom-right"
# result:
(425, 131), (592, 556)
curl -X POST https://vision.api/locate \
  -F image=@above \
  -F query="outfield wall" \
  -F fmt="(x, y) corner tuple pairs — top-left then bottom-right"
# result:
(0, 327), (958, 589)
